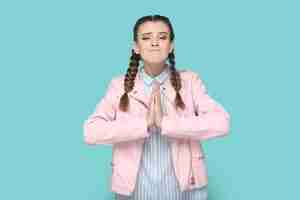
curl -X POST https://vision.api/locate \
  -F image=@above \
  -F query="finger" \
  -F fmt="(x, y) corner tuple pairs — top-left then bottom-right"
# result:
(154, 95), (159, 114)
(155, 94), (162, 115)
(154, 92), (161, 106)
(147, 98), (155, 125)
(148, 92), (155, 114)
(156, 91), (161, 102)
(149, 90), (155, 106)
(149, 95), (155, 126)
(149, 95), (155, 117)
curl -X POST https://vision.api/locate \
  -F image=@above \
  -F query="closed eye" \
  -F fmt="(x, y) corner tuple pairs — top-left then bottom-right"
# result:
(142, 36), (168, 40)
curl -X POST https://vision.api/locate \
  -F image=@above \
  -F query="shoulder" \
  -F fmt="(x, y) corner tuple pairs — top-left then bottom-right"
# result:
(177, 67), (207, 93)
(110, 74), (125, 85)
(104, 74), (125, 94)
(177, 67), (203, 82)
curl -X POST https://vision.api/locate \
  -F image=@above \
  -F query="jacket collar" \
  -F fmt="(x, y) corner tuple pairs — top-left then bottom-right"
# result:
(128, 64), (178, 110)
(140, 65), (170, 86)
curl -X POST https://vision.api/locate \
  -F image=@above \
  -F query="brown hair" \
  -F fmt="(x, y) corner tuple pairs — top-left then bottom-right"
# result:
(119, 15), (185, 112)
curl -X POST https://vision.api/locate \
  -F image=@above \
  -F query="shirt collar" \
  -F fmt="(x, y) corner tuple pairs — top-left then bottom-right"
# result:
(140, 65), (170, 86)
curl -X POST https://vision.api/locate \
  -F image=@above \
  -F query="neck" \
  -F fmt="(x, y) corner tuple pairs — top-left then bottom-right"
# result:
(143, 62), (168, 78)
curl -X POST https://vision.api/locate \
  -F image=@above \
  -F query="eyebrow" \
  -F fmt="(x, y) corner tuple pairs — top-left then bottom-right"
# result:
(140, 32), (169, 36)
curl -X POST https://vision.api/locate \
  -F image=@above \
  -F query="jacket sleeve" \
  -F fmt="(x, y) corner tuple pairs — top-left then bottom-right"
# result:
(161, 72), (231, 141)
(83, 78), (149, 145)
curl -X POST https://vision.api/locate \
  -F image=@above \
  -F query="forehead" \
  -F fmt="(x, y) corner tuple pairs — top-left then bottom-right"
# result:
(138, 21), (170, 35)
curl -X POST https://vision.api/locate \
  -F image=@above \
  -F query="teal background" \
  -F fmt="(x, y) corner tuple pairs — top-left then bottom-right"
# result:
(0, 0), (299, 199)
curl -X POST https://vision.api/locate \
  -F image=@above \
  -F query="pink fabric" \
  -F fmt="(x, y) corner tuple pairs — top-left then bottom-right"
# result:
(83, 69), (230, 195)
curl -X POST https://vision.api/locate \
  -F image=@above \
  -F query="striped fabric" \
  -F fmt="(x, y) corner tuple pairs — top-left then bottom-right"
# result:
(115, 66), (208, 200)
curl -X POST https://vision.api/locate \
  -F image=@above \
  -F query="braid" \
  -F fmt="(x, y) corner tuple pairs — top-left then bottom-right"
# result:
(168, 50), (186, 110)
(119, 49), (140, 112)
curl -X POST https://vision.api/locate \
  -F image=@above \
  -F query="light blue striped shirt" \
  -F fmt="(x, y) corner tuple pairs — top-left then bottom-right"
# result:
(116, 66), (207, 200)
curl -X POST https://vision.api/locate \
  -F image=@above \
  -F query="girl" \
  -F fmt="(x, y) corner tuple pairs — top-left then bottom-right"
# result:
(83, 15), (230, 200)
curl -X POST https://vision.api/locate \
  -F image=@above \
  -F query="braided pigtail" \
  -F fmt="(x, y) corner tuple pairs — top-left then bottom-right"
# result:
(119, 49), (140, 112)
(168, 50), (186, 111)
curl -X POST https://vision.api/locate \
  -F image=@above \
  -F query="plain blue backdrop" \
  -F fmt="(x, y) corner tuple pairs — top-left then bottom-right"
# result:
(0, 0), (299, 199)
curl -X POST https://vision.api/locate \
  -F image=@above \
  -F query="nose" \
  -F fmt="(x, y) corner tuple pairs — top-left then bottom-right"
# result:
(151, 38), (159, 46)
(151, 42), (158, 47)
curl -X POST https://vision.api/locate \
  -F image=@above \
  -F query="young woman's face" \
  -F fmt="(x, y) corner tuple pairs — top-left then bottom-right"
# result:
(133, 21), (174, 65)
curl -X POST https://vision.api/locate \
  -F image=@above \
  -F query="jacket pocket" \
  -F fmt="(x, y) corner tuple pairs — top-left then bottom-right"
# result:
(110, 162), (130, 191)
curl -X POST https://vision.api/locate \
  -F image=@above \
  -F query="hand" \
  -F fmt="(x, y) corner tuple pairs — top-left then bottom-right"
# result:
(146, 81), (161, 131)
(154, 85), (163, 128)
(146, 89), (156, 129)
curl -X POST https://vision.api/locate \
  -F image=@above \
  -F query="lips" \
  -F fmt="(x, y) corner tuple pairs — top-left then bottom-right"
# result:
(149, 49), (160, 52)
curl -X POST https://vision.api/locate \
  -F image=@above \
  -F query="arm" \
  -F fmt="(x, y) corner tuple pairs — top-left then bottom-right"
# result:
(83, 79), (149, 145)
(161, 72), (231, 141)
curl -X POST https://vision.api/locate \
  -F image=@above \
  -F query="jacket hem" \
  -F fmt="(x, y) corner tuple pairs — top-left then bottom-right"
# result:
(111, 185), (133, 196)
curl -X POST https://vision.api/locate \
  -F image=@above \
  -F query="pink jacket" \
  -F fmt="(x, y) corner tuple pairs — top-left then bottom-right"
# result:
(83, 68), (230, 195)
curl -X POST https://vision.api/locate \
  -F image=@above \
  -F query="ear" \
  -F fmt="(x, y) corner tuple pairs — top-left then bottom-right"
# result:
(133, 42), (140, 54)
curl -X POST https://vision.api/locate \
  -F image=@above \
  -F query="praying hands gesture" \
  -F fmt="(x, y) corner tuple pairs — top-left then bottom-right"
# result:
(146, 81), (163, 130)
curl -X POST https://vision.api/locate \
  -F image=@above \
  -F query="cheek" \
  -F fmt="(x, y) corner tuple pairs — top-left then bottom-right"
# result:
(139, 45), (150, 55)
(161, 43), (172, 53)
(159, 48), (171, 58)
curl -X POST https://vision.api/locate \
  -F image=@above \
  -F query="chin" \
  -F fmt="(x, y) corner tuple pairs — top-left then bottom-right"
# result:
(143, 56), (167, 64)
